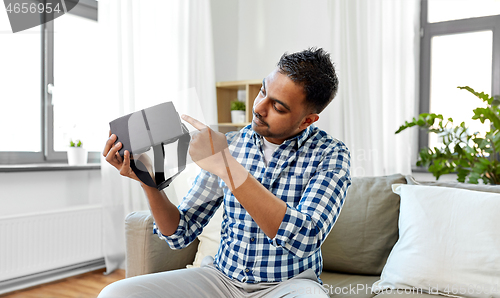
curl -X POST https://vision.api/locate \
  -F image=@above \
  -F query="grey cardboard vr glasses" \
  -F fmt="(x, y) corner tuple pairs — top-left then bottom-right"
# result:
(109, 102), (190, 190)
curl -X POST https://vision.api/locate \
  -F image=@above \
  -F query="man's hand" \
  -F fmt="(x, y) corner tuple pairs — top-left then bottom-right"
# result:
(182, 115), (286, 238)
(181, 115), (230, 177)
(102, 131), (153, 183)
(103, 131), (180, 236)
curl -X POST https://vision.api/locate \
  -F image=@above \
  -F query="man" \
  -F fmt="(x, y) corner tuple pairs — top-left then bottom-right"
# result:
(99, 47), (351, 297)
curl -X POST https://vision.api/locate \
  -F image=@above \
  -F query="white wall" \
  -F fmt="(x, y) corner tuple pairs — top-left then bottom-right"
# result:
(0, 170), (102, 217)
(211, 0), (425, 178)
(236, 0), (331, 80)
(210, 0), (239, 82)
(211, 0), (332, 82)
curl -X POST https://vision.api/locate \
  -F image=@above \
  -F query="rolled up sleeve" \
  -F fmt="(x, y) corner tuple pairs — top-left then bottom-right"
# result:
(153, 169), (224, 249)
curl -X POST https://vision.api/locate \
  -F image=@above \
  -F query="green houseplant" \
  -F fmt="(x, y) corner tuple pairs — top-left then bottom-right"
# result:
(396, 86), (500, 185)
(230, 100), (246, 111)
(67, 139), (87, 165)
(69, 139), (83, 147)
(230, 100), (246, 124)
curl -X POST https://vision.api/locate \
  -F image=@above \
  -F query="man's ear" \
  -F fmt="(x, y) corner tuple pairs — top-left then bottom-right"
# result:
(299, 113), (319, 130)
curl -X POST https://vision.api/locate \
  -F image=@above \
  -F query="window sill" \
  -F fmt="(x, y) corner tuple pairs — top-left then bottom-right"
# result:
(0, 163), (101, 173)
(411, 166), (429, 173)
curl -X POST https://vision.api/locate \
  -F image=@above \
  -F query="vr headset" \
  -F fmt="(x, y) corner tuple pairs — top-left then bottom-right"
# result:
(109, 102), (191, 190)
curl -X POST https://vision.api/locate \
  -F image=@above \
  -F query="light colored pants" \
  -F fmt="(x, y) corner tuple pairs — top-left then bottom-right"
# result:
(98, 258), (328, 298)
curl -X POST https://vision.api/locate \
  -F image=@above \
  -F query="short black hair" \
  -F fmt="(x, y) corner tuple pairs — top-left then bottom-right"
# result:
(277, 47), (338, 114)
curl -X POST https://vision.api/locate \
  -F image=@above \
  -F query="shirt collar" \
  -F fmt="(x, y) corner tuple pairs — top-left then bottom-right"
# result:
(251, 124), (315, 150)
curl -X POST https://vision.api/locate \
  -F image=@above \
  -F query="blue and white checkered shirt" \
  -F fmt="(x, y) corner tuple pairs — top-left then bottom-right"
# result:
(153, 124), (351, 283)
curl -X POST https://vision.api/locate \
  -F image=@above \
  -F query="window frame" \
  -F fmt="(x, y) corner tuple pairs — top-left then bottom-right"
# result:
(0, 0), (98, 165)
(419, 0), (500, 153)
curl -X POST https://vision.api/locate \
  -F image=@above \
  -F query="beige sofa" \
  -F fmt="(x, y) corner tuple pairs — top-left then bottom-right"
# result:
(124, 174), (500, 297)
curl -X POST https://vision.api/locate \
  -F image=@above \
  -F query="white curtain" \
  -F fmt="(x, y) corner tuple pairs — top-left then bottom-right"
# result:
(316, 0), (420, 177)
(97, 0), (216, 274)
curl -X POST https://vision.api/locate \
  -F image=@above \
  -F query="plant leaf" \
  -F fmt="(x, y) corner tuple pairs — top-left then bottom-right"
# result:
(458, 86), (492, 104)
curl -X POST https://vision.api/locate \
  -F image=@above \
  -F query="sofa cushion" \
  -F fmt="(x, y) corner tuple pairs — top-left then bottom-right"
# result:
(374, 292), (439, 297)
(372, 184), (500, 298)
(320, 272), (436, 298)
(320, 272), (380, 298)
(125, 211), (199, 277)
(406, 175), (500, 193)
(321, 174), (406, 275)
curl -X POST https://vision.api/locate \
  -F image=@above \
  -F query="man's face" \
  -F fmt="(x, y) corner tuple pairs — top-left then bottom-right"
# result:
(251, 68), (318, 144)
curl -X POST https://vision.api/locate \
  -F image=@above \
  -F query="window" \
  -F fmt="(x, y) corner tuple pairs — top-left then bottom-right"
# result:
(427, 0), (500, 23)
(419, 0), (500, 152)
(0, 1), (42, 163)
(0, 0), (98, 165)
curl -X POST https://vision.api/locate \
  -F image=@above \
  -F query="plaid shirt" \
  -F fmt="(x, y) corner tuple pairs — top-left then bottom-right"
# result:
(154, 124), (351, 283)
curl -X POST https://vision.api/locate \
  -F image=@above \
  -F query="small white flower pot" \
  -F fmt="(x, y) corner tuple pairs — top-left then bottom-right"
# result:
(67, 147), (88, 166)
(231, 110), (245, 124)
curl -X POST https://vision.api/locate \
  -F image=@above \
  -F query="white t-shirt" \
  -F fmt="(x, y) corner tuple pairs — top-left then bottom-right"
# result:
(262, 137), (280, 166)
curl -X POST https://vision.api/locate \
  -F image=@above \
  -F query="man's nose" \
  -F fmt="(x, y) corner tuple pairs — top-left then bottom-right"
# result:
(253, 97), (268, 117)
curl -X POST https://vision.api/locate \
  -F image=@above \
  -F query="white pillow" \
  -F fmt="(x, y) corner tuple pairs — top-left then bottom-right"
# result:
(373, 184), (500, 298)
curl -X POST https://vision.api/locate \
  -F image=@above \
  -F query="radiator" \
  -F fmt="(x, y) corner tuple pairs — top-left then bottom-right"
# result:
(0, 205), (103, 282)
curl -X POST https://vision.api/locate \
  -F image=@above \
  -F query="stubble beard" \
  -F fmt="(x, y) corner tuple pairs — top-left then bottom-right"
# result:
(251, 117), (302, 141)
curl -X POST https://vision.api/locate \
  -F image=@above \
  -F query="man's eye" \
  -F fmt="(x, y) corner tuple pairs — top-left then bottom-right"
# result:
(260, 88), (265, 95)
(273, 103), (284, 113)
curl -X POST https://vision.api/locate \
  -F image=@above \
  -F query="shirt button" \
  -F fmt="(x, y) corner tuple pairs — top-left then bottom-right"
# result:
(245, 268), (250, 273)
(250, 237), (255, 242)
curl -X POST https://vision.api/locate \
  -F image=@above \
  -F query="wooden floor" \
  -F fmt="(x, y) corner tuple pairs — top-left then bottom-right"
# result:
(0, 269), (126, 298)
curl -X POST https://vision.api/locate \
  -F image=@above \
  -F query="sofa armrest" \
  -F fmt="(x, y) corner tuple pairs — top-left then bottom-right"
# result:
(125, 210), (199, 278)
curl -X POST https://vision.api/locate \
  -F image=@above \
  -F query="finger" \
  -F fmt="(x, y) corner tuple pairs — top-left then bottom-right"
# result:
(123, 151), (129, 167)
(103, 134), (117, 157)
(106, 141), (122, 165)
(181, 114), (207, 131)
(120, 150), (131, 176)
(115, 151), (123, 163)
(208, 128), (215, 155)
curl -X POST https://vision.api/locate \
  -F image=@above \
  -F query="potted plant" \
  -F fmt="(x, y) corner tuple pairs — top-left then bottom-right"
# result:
(396, 86), (500, 184)
(67, 139), (87, 165)
(230, 100), (246, 124)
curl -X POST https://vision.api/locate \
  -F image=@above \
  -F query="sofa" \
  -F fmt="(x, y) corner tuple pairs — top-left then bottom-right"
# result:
(124, 174), (500, 297)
